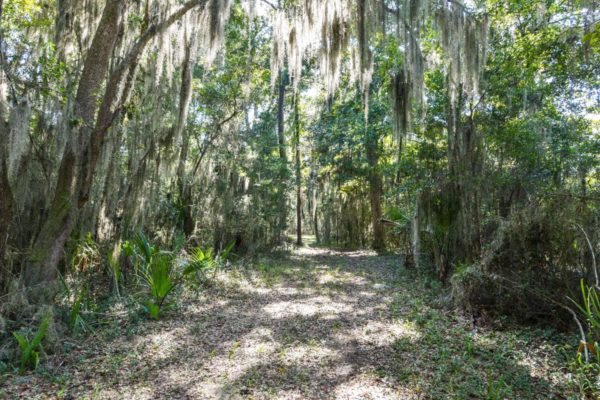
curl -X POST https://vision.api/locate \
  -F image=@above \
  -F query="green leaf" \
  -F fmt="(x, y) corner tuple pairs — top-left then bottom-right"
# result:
(12, 332), (29, 352)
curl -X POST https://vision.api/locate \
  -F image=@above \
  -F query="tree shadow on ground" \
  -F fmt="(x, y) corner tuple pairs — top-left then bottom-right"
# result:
(4, 248), (571, 399)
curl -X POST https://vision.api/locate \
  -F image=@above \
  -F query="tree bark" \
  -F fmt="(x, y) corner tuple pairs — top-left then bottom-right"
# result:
(176, 39), (195, 237)
(294, 95), (302, 246)
(25, 0), (124, 294)
(0, 114), (12, 290)
(444, 85), (482, 278)
(0, 4), (12, 288)
(366, 128), (385, 252)
(311, 170), (320, 244)
(25, 0), (208, 296)
(277, 71), (288, 162)
(276, 70), (288, 240)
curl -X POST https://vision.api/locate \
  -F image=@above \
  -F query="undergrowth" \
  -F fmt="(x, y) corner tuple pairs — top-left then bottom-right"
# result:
(0, 231), (234, 374)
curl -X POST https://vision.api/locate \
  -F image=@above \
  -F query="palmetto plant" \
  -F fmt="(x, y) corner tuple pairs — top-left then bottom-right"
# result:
(13, 314), (51, 372)
(134, 232), (156, 265)
(141, 252), (178, 319)
(183, 242), (235, 285)
(183, 247), (215, 284)
(125, 232), (178, 319)
(576, 281), (600, 334)
(127, 233), (234, 319)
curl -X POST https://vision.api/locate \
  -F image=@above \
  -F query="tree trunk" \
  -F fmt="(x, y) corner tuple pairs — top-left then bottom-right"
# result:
(0, 16), (12, 288)
(444, 85), (482, 277)
(276, 70), (288, 240)
(25, 0), (123, 295)
(411, 200), (420, 269)
(366, 128), (385, 252)
(25, 1), (206, 296)
(312, 172), (320, 244)
(0, 121), (12, 290)
(294, 95), (302, 246)
(175, 38), (195, 237)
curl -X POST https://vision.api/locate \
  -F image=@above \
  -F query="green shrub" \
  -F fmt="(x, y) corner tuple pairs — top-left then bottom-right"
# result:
(567, 280), (600, 396)
(125, 233), (234, 319)
(183, 242), (234, 286)
(71, 232), (101, 273)
(68, 290), (92, 334)
(140, 252), (178, 319)
(12, 313), (51, 372)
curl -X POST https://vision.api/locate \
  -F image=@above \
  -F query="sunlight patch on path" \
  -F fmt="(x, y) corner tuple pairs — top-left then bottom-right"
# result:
(333, 375), (418, 400)
(263, 296), (354, 318)
(344, 320), (421, 347)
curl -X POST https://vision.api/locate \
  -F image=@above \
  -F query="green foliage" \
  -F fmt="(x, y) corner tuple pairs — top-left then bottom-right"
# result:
(71, 232), (100, 273)
(12, 314), (51, 372)
(574, 280), (600, 337)
(122, 232), (178, 319)
(183, 241), (235, 286)
(134, 232), (157, 266)
(2, 0), (53, 29)
(486, 374), (507, 400)
(568, 354), (600, 397)
(122, 232), (158, 285)
(138, 251), (177, 320)
(565, 280), (600, 396)
(67, 290), (92, 334)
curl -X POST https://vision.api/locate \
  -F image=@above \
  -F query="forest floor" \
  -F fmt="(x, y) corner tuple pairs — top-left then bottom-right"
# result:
(2, 244), (578, 399)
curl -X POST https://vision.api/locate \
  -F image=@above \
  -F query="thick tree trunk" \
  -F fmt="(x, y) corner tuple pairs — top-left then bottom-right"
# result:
(0, 16), (12, 288)
(96, 127), (123, 241)
(444, 85), (482, 278)
(25, 0), (123, 295)
(25, 1), (207, 296)
(277, 71), (288, 162)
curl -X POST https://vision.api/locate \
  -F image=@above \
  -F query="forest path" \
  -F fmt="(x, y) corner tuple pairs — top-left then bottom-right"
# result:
(7, 245), (569, 399)
(116, 246), (412, 399)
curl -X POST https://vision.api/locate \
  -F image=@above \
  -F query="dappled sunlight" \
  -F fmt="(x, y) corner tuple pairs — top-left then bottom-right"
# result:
(263, 296), (354, 318)
(333, 374), (417, 400)
(9, 246), (572, 398)
(344, 320), (422, 347)
(238, 283), (315, 297)
(282, 343), (338, 365)
(185, 298), (231, 316)
(318, 273), (338, 285)
(135, 328), (184, 361)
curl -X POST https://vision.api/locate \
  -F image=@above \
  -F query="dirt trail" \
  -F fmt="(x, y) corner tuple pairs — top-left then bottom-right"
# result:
(4, 246), (569, 399)
(124, 247), (411, 399)
(78, 248), (413, 399)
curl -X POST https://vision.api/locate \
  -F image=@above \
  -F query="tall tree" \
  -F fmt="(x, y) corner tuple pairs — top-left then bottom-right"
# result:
(294, 93), (303, 246)
(25, 0), (214, 296)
